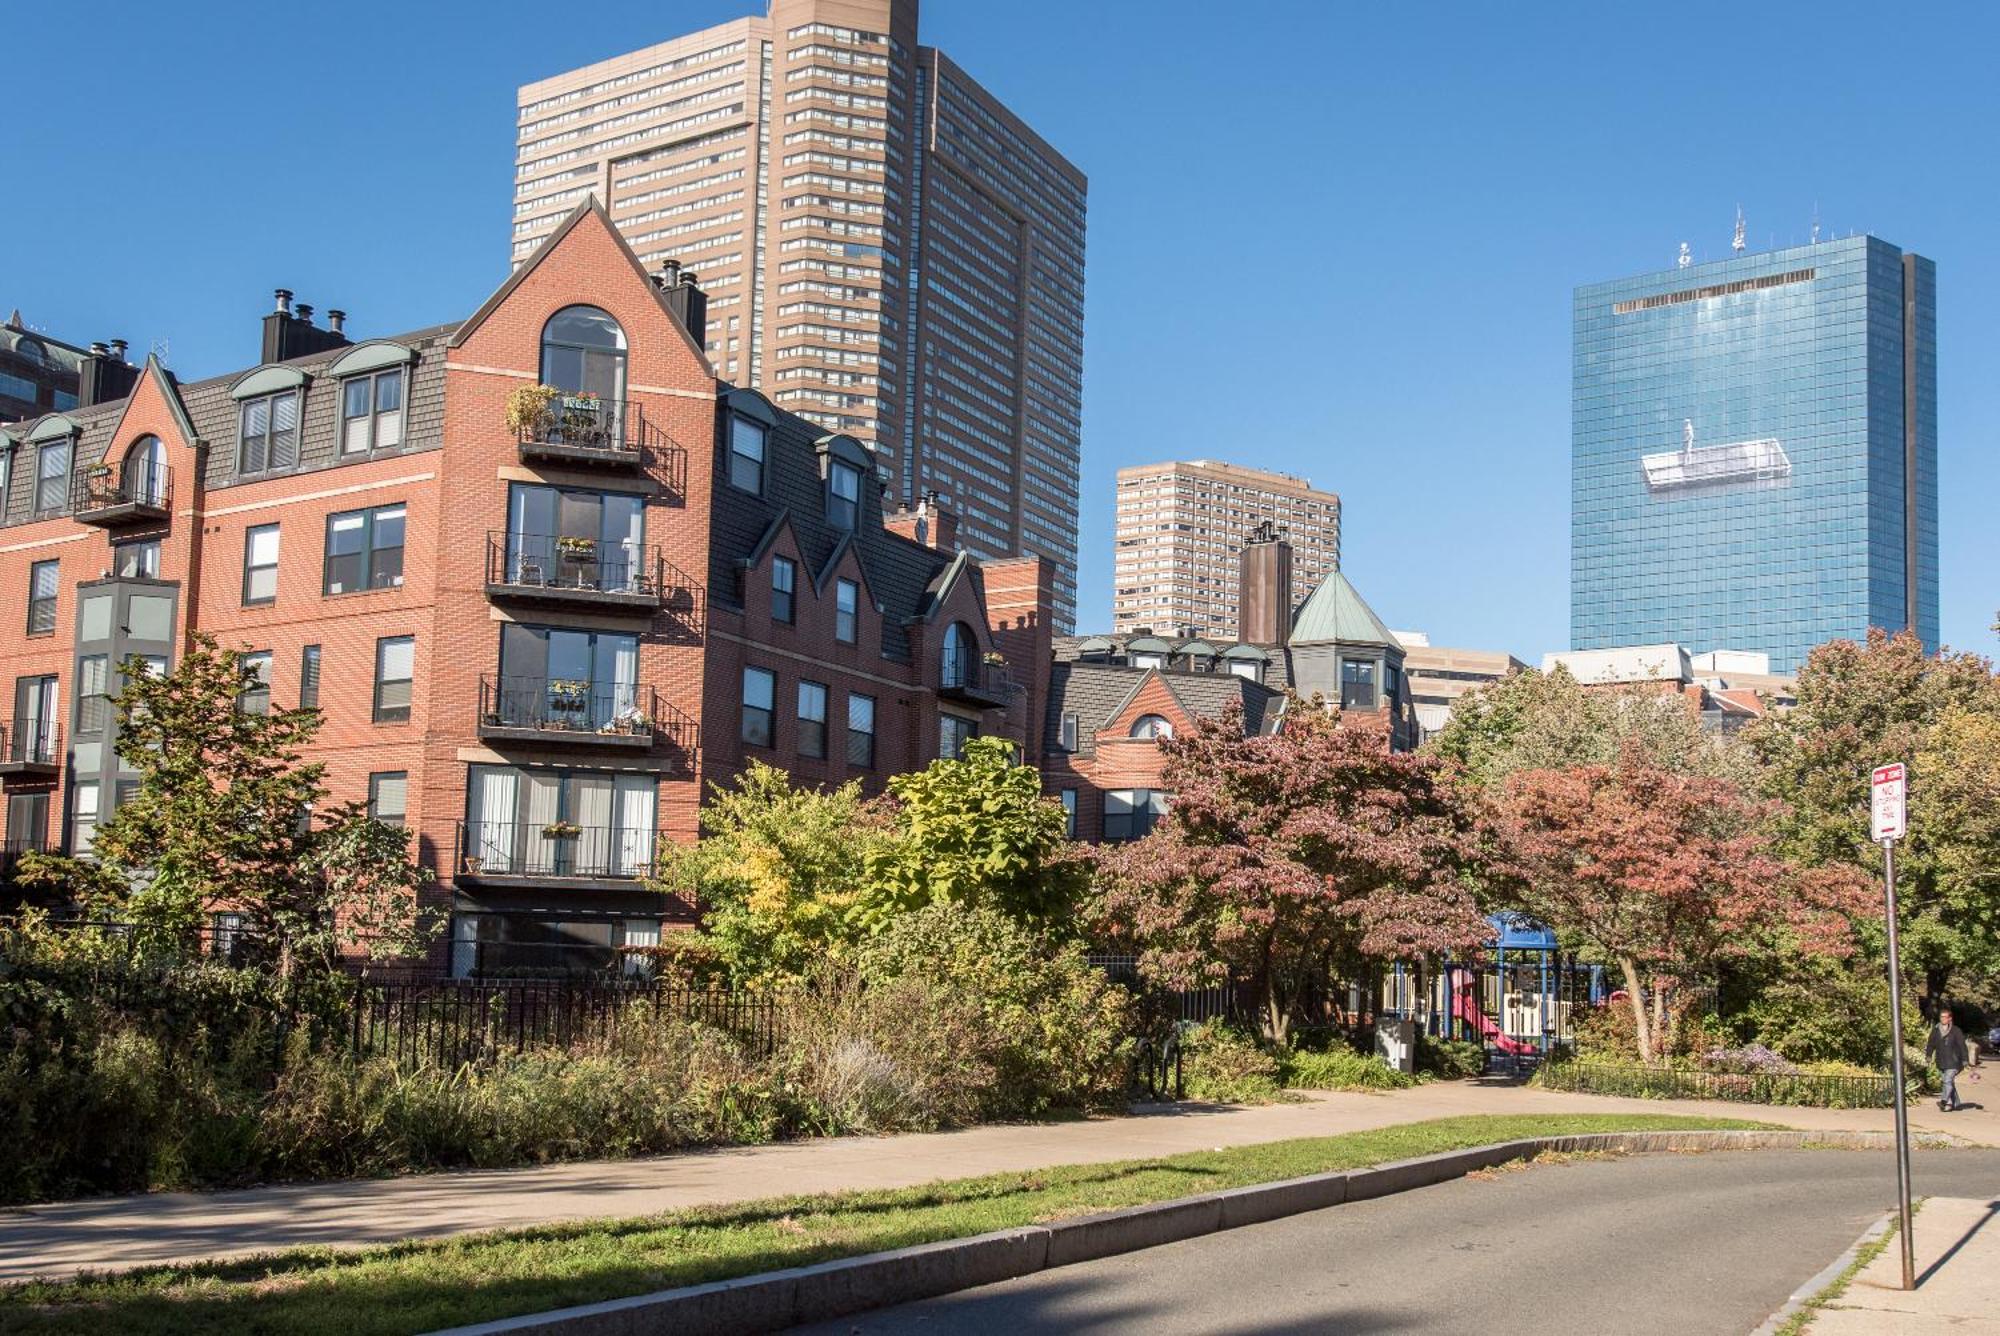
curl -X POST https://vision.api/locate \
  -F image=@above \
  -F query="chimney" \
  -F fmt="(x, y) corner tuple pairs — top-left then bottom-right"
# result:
(79, 338), (140, 407)
(655, 261), (708, 348)
(260, 288), (351, 363)
(327, 309), (346, 334)
(1236, 518), (1294, 645)
(883, 490), (959, 554)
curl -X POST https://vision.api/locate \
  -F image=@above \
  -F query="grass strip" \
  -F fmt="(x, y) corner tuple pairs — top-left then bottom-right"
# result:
(2, 1113), (1768, 1336)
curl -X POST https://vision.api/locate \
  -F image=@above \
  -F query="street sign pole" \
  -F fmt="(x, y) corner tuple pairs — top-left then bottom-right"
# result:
(1873, 761), (1915, 1291)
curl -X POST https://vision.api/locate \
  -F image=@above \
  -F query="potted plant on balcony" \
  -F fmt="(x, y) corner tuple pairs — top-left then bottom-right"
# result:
(982, 651), (1007, 667)
(541, 820), (582, 841)
(547, 678), (590, 728)
(505, 383), (559, 440)
(461, 854), (485, 876)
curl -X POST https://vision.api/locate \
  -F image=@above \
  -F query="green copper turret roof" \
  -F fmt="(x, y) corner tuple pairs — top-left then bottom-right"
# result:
(1289, 570), (1401, 648)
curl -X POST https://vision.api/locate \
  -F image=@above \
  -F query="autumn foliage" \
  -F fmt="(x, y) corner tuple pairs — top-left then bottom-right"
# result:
(1094, 703), (1489, 1043)
(1492, 750), (1871, 1061)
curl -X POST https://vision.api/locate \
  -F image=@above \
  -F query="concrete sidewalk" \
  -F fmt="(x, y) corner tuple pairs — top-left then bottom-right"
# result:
(1807, 1195), (2000, 1332)
(2, 1079), (1991, 1285)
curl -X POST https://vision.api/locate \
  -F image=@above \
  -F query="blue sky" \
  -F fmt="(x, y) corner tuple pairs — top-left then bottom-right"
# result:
(6, 1), (1995, 659)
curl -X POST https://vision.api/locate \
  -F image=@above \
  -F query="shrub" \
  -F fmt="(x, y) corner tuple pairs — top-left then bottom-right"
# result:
(1181, 1021), (1283, 1102)
(1700, 1044), (1797, 1076)
(1416, 1034), (1486, 1080)
(850, 903), (1131, 1120)
(1280, 1047), (1418, 1091)
(777, 970), (995, 1135)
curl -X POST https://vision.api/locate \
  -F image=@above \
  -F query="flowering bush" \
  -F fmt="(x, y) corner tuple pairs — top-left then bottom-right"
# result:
(1699, 1044), (1797, 1076)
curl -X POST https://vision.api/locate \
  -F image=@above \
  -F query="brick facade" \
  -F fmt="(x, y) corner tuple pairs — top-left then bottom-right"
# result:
(0, 201), (1052, 975)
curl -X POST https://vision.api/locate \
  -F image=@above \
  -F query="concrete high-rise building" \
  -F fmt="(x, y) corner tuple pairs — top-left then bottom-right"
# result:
(513, 0), (1087, 627)
(1572, 234), (1938, 673)
(1112, 460), (1341, 640)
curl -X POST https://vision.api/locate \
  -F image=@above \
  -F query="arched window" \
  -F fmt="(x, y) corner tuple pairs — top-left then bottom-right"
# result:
(941, 622), (979, 690)
(541, 306), (626, 393)
(13, 337), (45, 365)
(123, 435), (167, 505)
(1130, 713), (1174, 740)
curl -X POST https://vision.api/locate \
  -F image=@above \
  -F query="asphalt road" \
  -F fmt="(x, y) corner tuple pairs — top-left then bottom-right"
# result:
(789, 1148), (2000, 1335)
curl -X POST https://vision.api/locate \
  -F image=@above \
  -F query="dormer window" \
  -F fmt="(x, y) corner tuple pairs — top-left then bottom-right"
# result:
(238, 390), (300, 476)
(827, 458), (861, 530)
(729, 417), (767, 493)
(341, 367), (404, 456)
(34, 438), (70, 515)
(1130, 714), (1174, 740)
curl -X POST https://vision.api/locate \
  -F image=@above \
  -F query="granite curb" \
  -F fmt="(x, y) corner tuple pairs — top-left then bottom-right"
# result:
(431, 1129), (1958, 1336)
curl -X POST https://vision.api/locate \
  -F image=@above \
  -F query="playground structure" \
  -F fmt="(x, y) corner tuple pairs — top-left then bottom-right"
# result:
(1382, 916), (1605, 1070)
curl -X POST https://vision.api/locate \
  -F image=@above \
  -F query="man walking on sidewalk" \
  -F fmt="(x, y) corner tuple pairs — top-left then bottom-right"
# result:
(1926, 1007), (1974, 1111)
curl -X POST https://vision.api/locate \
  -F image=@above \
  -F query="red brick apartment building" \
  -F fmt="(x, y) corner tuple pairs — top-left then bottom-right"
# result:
(0, 201), (1050, 975)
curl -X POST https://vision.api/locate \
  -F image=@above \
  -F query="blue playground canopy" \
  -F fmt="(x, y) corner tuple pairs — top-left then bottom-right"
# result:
(1487, 913), (1557, 952)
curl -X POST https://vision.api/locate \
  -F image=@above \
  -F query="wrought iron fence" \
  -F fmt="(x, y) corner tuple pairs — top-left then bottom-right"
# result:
(487, 530), (663, 598)
(1537, 1061), (1900, 1109)
(73, 458), (172, 512)
(453, 819), (654, 881)
(517, 396), (640, 459)
(350, 978), (784, 1068)
(479, 674), (660, 738)
(0, 718), (60, 766)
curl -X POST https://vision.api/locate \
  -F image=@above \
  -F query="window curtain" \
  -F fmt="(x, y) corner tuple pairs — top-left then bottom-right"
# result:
(571, 776), (612, 876)
(614, 776), (656, 877)
(525, 772), (561, 874)
(470, 768), (519, 872)
(604, 495), (644, 592)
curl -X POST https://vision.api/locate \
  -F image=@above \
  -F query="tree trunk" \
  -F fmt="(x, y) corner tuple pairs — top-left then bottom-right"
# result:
(1619, 956), (1653, 1063)
(1650, 977), (1667, 1054)
(1264, 971), (1290, 1048)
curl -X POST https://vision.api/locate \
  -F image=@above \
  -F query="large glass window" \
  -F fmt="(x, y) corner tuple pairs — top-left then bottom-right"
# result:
(12, 676), (57, 764)
(835, 578), (859, 644)
(772, 555), (796, 624)
(323, 503), (405, 594)
(124, 435), (167, 505)
(940, 712), (976, 760)
(846, 692), (875, 768)
(540, 306), (627, 401)
(827, 458), (861, 530)
(742, 666), (775, 747)
(728, 417), (767, 493)
(26, 560), (58, 634)
(797, 680), (827, 758)
(243, 524), (280, 605)
(368, 772), (408, 827)
(463, 765), (657, 879)
(238, 650), (273, 715)
(341, 369), (404, 455)
(237, 390), (300, 476)
(496, 624), (639, 731)
(113, 539), (160, 578)
(1104, 789), (1170, 842)
(941, 622), (977, 689)
(1340, 658), (1377, 711)
(35, 440), (69, 515)
(503, 483), (646, 594)
(373, 636), (414, 723)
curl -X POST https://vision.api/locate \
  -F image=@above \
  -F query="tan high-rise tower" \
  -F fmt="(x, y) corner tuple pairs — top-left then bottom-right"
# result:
(1112, 460), (1342, 640)
(514, 0), (1087, 627)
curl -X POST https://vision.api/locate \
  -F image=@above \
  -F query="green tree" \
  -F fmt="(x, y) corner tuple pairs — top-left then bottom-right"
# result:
(861, 736), (1086, 932)
(1747, 629), (2000, 1013)
(650, 762), (891, 985)
(23, 635), (434, 976)
(1427, 664), (1754, 790)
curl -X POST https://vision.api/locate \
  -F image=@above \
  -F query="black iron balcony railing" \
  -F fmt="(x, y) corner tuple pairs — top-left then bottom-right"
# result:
(0, 719), (61, 772)
(486, 530), (661, 600)
(0, 839), (55, 883)
(517, 396), (641, 466)
(939, 657), (1009, 707)
(453, 820), (655, 884)
(73, 459), (172, 523)
(479, 675), (658, 741)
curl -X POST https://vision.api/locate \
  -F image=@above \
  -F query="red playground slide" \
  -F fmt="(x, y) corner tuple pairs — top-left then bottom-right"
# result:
(1452, 975), (1537, 1055)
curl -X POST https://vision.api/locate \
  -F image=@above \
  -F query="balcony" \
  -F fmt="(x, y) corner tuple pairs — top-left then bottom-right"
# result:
(939, 658), (1010, 709)
(478, 676), (660, 751)
(453, 820), (654, 892)
(485, 531), (688, 617)
(0, 720), (61, 777)
(516, 396), (643, 469)
(0, 839), (54, 884)
(73, 460), (171, 526)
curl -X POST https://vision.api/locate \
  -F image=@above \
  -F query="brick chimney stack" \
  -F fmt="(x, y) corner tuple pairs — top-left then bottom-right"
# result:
(1237, 518), (1294, 645)
(884, 490), (959, 554)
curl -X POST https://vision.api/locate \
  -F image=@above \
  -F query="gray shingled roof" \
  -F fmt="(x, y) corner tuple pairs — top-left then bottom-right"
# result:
(706, 393), (954, 663)
(1044, 660), (1286, 758)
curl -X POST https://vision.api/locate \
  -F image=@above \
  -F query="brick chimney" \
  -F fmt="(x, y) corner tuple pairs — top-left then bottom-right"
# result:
(884, 490), (958, 554)
(1237, 518), (1294, 645)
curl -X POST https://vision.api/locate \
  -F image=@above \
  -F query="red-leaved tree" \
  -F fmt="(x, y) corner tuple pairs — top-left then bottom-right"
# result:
(1494, 751), (1870, 1062)
(1093, 703), (1489, 1044)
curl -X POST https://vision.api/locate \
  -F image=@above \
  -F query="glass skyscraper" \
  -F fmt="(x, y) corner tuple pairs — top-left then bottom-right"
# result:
(1572, 235), (1937, 673)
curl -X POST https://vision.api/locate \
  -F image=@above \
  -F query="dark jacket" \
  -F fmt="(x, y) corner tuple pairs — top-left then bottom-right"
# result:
(1926, 1023), (1970, 1071)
